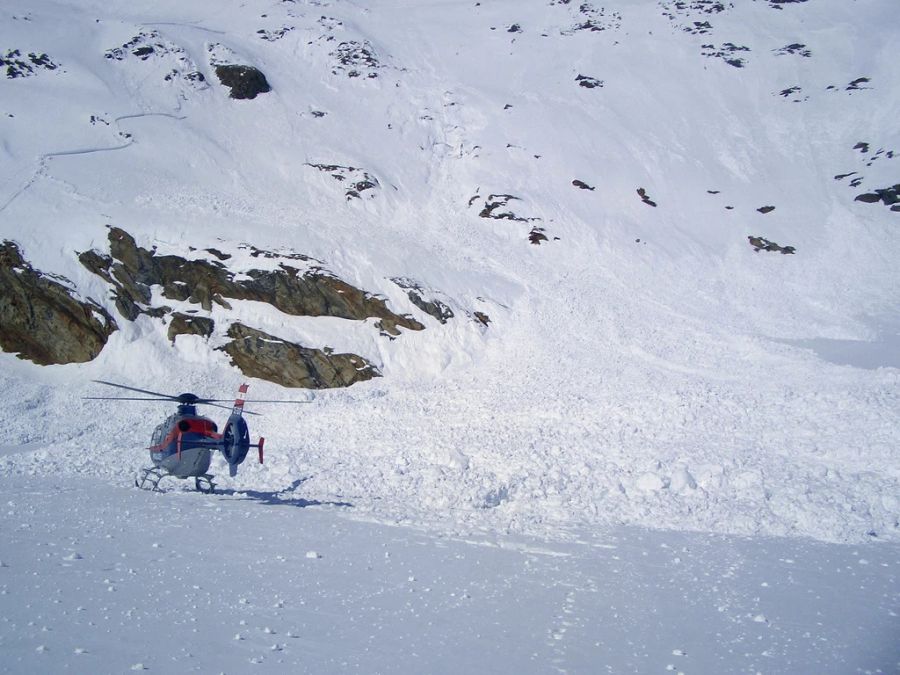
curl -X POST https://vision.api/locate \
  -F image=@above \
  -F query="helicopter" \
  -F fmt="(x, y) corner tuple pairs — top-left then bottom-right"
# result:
(86, 380), (306, 493)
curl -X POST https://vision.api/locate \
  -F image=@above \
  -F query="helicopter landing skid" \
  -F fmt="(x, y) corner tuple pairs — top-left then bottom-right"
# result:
(134, 467), (216, 494)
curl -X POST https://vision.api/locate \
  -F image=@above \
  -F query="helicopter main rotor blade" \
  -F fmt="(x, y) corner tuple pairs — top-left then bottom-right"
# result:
(83, 396), (175, 401)
(92, 380), (179, 400)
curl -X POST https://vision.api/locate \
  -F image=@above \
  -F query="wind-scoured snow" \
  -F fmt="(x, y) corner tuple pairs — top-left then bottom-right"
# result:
(1, 0), (899, 670)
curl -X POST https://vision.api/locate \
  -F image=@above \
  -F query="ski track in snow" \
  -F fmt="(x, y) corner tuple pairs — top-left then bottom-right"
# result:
(0, 112), (186, 216)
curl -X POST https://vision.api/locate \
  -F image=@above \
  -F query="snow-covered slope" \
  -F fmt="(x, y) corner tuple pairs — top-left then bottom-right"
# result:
(1, 0), (898, 545)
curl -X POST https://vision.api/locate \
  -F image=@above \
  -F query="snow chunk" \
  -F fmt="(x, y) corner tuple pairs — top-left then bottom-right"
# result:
(635, 472), (668, 492)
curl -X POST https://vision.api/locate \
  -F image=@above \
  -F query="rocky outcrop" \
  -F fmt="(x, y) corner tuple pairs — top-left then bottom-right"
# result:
(0, 241), (116, 365)
(219, 323), (380, 389)
(168, 313), (214, 343)
(206, 42), (271, 99)
(214, 64), (271, 99)
(79, 227), (423, 335)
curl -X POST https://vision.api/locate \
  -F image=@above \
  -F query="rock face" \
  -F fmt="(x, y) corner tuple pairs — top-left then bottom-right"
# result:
(214, 64), (270, 99)
(168, 313), (214, 343)
(219, 323), (380, 389)
(79, 227), (423, 335)
(0, 241), (116, 365)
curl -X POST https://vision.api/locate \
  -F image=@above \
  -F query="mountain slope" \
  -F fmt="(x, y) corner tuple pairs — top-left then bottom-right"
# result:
(0, 0), (898, 544)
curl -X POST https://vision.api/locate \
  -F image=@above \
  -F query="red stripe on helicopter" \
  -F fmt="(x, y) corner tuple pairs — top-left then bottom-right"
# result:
(149, 419), (222, 452)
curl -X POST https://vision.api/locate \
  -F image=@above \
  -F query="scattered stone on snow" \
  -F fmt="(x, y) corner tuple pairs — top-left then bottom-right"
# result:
(701, 42), (750, 68)
(774, 43), (811, 57)
(305, 163), (379, 200)
(572, 179), (595, 190)
(330, 40), (382, 79)
(747, 236), (795, 254)
(473, 312), (491, 327)
(219, 323), (380, 389)
(528, 227), (549, 245)
(0, 241), (116, 365)
(477, 194), (530, 221)
(552, 1), (622, 34)
(1, 49), (60, 79)
(777, 86), (807, 102)
(637, 187), (658, 207)
(257, 26), (294, 42)
(391, 278), (455, 324)
(105, 31), (206, 90)
(757, 205), (775, 214)
(827, 77), (871, 93)
(575, 74), (603, 89)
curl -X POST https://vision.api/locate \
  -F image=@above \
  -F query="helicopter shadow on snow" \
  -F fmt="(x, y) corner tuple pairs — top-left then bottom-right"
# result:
(215, 477), (354, 509)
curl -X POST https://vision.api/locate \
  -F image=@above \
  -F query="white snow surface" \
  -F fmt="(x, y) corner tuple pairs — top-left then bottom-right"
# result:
(1, 0), (899, 670)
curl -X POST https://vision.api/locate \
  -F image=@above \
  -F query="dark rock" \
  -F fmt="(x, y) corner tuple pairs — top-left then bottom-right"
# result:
(834, 172), (857, 180)
(331, 41), (381, 79)
(877, 186), (900, 205)
(779, 86), (802, 99)
(258, 26), (293, 42)
(855, 185), (900, 207)
(701, 42), (749, 67)
(205, 248), (231, 260)
(508, 23), (522, 33)
(0, 241), (116, 364)
(168, 313), (214, 343)
(576, 74), (603, 89)
(774, 43), (810, 57)
(529, 227), (549, 245)
(306, 163), (379, 200)
(757, 205), (776, 214)
(473, 312), (491, 327)
(478, 194), (528, 221)
(214, 64), (271, 99)
(391, 278), (454, 324)
(572, 179), (595, 190)
(637, 187), (657, 207)
(2, 49), (60, 79)
(747, 236), (795, 254)
(219, 323), (380, 389)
